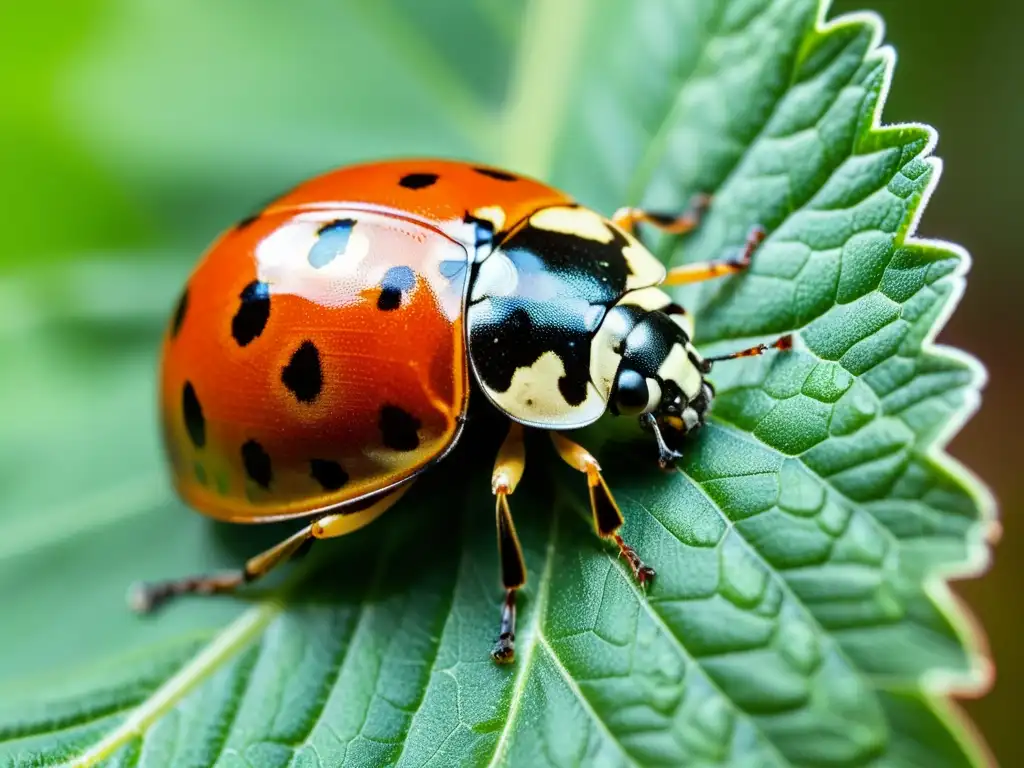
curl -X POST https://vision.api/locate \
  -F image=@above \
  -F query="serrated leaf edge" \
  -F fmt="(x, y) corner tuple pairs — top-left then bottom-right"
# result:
(701, 2), (999, 763)
(814, 2), (998, 695)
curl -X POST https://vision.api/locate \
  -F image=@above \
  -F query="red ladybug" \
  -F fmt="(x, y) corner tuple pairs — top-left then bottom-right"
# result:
(134, 159), (790, 663)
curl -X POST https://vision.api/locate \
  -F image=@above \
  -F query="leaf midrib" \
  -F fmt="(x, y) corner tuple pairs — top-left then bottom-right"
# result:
(282, 552), (390, 765)
(536, 635), (640, 768)
(66, 573), (312, 767)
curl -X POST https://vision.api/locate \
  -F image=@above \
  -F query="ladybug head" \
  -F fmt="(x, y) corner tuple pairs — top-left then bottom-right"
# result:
(605, 302), (714, 439)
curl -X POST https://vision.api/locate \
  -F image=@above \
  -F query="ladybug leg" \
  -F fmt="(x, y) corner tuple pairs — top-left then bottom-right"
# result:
(612, 193), (710, 236)
(305, 483), (412, 539)
(490, 422), (527, 664)
(128, 525), (313, 613)
(640, 412), (684, 469)
(128, 485), (410, 613)
(550, 432), (655, 588)
(662, 225), (764, 286)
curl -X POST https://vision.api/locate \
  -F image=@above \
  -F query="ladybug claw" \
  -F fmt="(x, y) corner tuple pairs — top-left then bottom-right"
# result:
(127, 582), (160, 614)
(637, 565), (656, 589)
(657, 448), (683, 470)
(614, 534), (656, 588)
(492, 634), (515, 664)
(738, 225), (766, 267)
(642, 414), (682, 469)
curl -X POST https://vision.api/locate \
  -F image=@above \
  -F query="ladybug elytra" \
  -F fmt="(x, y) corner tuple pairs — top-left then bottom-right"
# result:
(133, 159), (791, 663)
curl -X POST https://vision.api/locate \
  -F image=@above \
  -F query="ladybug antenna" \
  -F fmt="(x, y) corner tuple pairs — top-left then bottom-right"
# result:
(699, 334), (793, 373)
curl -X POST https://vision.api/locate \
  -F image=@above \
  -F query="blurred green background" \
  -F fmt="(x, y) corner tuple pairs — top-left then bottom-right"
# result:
(0, 0), (1017, 763)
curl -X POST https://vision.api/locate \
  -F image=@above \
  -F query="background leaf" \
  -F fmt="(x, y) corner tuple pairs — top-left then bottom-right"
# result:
(0, 1), (996, 766)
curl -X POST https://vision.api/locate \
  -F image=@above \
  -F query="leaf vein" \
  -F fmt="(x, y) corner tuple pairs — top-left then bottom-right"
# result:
(207, 636), (263, 763)
(285, 548), (394, 761)
(598, 549), (794, 768)
(485, 511), (559, 768)
(536, 636), (640, 768)
(391, 524), (466, 765)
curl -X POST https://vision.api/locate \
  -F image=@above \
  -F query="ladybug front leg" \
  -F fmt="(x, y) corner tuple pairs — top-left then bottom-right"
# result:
(490, 421), (528, 664)
(128, 485), (410, 613)
(550, 432), (655, 588)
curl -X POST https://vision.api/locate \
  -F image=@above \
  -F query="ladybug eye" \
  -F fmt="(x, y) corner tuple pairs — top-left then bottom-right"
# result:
(613, 368), (650, 416)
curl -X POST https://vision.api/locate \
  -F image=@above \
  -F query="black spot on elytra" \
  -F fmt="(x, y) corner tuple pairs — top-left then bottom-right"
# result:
(232, 280), (271, 347)
(241, 440), (272, 489)
(399, 172), (438, 190)
(474, 166), (518, 182)
(310, 458), (349, 491)
(379, 405), (421, 451)
(182, 381), (205, 448)
(170, 288), (189, 338)
(377, 265), (416, 311)
(309, 219), (355, 268)
(377, 291), (399, 311)
(282, 340), (323, 404)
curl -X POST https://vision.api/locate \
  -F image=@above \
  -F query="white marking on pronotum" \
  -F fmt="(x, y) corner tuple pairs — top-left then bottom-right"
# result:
(529, 206), (613, 242)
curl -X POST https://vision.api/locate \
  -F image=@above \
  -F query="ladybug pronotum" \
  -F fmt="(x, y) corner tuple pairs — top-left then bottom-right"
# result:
(134, 159), (791, 663)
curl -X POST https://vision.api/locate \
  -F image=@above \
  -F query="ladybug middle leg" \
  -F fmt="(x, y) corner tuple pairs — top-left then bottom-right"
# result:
(490, 421), (528, 664)
(550, 432), (655, 588)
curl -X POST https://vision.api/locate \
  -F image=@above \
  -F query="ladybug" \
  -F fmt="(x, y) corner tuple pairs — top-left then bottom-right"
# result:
(132, 159), (791, 663)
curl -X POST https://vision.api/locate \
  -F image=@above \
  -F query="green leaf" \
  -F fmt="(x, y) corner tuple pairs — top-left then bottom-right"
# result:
(0, 1), (996, 766)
